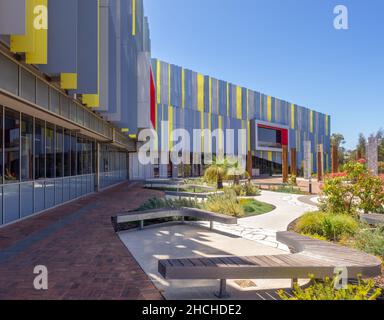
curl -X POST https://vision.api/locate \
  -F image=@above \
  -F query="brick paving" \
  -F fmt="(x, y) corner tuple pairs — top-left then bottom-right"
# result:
(0, 182), (164, 300)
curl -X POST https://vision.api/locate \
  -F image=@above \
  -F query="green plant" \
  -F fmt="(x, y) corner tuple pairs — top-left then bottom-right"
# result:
(137, 197), (200, 211)
(354, 226), (384, 260)
(295, 211), (359, 241)
(278, 275), (382, 300)
(229, 183), (260, 197)
(204, 190), (244, 217)
(239, 198), (275, 216)
(288, 175), (297, 186)
(203, 161), (229, 189)
(271, 185), (306, 195)
(320, 160), (384, 215)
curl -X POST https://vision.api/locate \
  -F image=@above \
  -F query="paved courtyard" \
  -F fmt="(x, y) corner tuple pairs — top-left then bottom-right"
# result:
(119, 190), (318, 299)
(0, 182), (164, 300)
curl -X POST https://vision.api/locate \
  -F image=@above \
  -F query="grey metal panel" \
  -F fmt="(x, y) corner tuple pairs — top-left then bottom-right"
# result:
(45, 180), (55, 209)
(38, 0), (78, 74)
(63, 177), (70, 202)
(0, 0), (26, 35)
(34, 181), (45, 213)
(20, 182), (34, 218)
(70, 177), (77, 199)
(55, 179), (63, 205)
(3, 184), (20, 224)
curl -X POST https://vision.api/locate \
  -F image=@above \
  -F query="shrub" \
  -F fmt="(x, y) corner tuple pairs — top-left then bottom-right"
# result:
(288, 175), (297, 186)
(320, 160), (384, 215)
(204, 190), (244, 217)
(295, 211), (359, 241)
(271, 185), (305, 195)
(354, 227), (384, 260)
(137, 197), (200, 211)
(229, 183), (260, 197)
(278, 275), (382, 300)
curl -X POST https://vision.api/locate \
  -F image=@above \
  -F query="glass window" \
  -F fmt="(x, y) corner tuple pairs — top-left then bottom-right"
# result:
(20, 69), (36, 103)
(21, 114), (33, 181)
(258, 126), (282, 149)
(36, 79), (49, 109)
(34, 119), (45, 179)
(4, 108), (20, 183)
(55, 126), (63, 178)
(0, 107), (3, 184)
(92, 141), (96, 174)
(77, 136), (83, 175)
(71, 133), (77, 176)
(0, 54), (18, 95)
(50, 89), (60, 114)
(61, 96), (70, 118)
(70, 102), (76, 122)
(46, 123), (55, 178)
(64, 130), (71, 177)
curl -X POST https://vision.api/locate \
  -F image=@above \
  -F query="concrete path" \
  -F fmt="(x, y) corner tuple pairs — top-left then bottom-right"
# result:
(193, 190), (318, 249)
(119, 190), (318, 299)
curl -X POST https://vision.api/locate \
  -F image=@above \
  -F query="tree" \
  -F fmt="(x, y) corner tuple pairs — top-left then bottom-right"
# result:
(331, 133), (346, 165)
(356, 133), (367, 159)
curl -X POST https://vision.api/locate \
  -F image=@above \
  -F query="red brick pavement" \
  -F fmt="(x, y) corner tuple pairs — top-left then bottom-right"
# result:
(0, 182), (164, 300)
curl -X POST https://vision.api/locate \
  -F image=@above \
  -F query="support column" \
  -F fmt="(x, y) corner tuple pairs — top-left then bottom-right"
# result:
(96, 142), (100, 192)
(290, 148), (297, 176)
(282, 145), (289, 183)
(317, 149), (323, 182)
(331, 145), (339, 174)
(247, 150), (253, 178)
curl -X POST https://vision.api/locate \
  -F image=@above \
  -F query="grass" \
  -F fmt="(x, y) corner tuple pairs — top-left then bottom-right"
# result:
(270, 185), (308, 195)
(239, 199), (276, 217)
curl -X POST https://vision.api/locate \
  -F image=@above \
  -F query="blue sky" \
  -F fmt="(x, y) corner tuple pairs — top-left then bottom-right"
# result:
(144, 0), (384, 149)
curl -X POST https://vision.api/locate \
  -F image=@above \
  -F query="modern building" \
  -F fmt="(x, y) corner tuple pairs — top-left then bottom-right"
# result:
(129, 59), (331, 180)
(0, 0), (331, 227)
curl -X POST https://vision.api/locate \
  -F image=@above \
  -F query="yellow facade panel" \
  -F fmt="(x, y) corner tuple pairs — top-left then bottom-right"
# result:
(60, 73), (78, 90)
(236, 86), (242, 119)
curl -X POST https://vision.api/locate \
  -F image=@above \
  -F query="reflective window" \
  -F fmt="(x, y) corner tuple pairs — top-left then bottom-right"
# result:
(0, 107), (3, 183)
(46, 123), (55, 178)
(0, 54), (18, 95)
(4, 108), (20, 183)
(21, 114), (33, 181)
(34, 119), (45, 179)
(55, 126), (63, 177)
(71, 133), (77, 176)
(258, 126), (282, 149)
(64, 130), (71, 177)
(77, 136), (83, 175)
(20, 69), (36, 103)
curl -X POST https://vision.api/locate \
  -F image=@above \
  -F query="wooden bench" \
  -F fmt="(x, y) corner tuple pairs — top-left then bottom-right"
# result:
(158, 231), (382, 298)
(115, 207), (237, 231)
(360, 214), (384, 226)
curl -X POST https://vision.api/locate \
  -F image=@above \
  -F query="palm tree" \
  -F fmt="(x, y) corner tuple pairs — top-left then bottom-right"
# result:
(204, 159), (229, 189)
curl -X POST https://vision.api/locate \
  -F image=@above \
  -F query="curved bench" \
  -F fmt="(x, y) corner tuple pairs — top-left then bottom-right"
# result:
(114, 207), (237, 231)
(158, 231), (382, 298)
(360, 214), (384, 226)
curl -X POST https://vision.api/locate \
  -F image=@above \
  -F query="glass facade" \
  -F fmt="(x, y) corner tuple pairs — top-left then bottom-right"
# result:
(0, 105), (128, 226)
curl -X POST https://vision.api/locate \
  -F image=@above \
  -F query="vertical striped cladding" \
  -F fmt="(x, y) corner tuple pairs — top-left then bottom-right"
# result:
(0, 0), (26, 35)
(38, 0), (78, 77)
(152, 59), (331, 172)
(73, 0), (99, 94)
(98, 0), (151, 133)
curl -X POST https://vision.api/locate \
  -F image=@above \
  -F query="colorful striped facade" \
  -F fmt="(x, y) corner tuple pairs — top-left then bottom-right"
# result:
(151, 60), (331, 174)
(0, 0), (332, 224)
